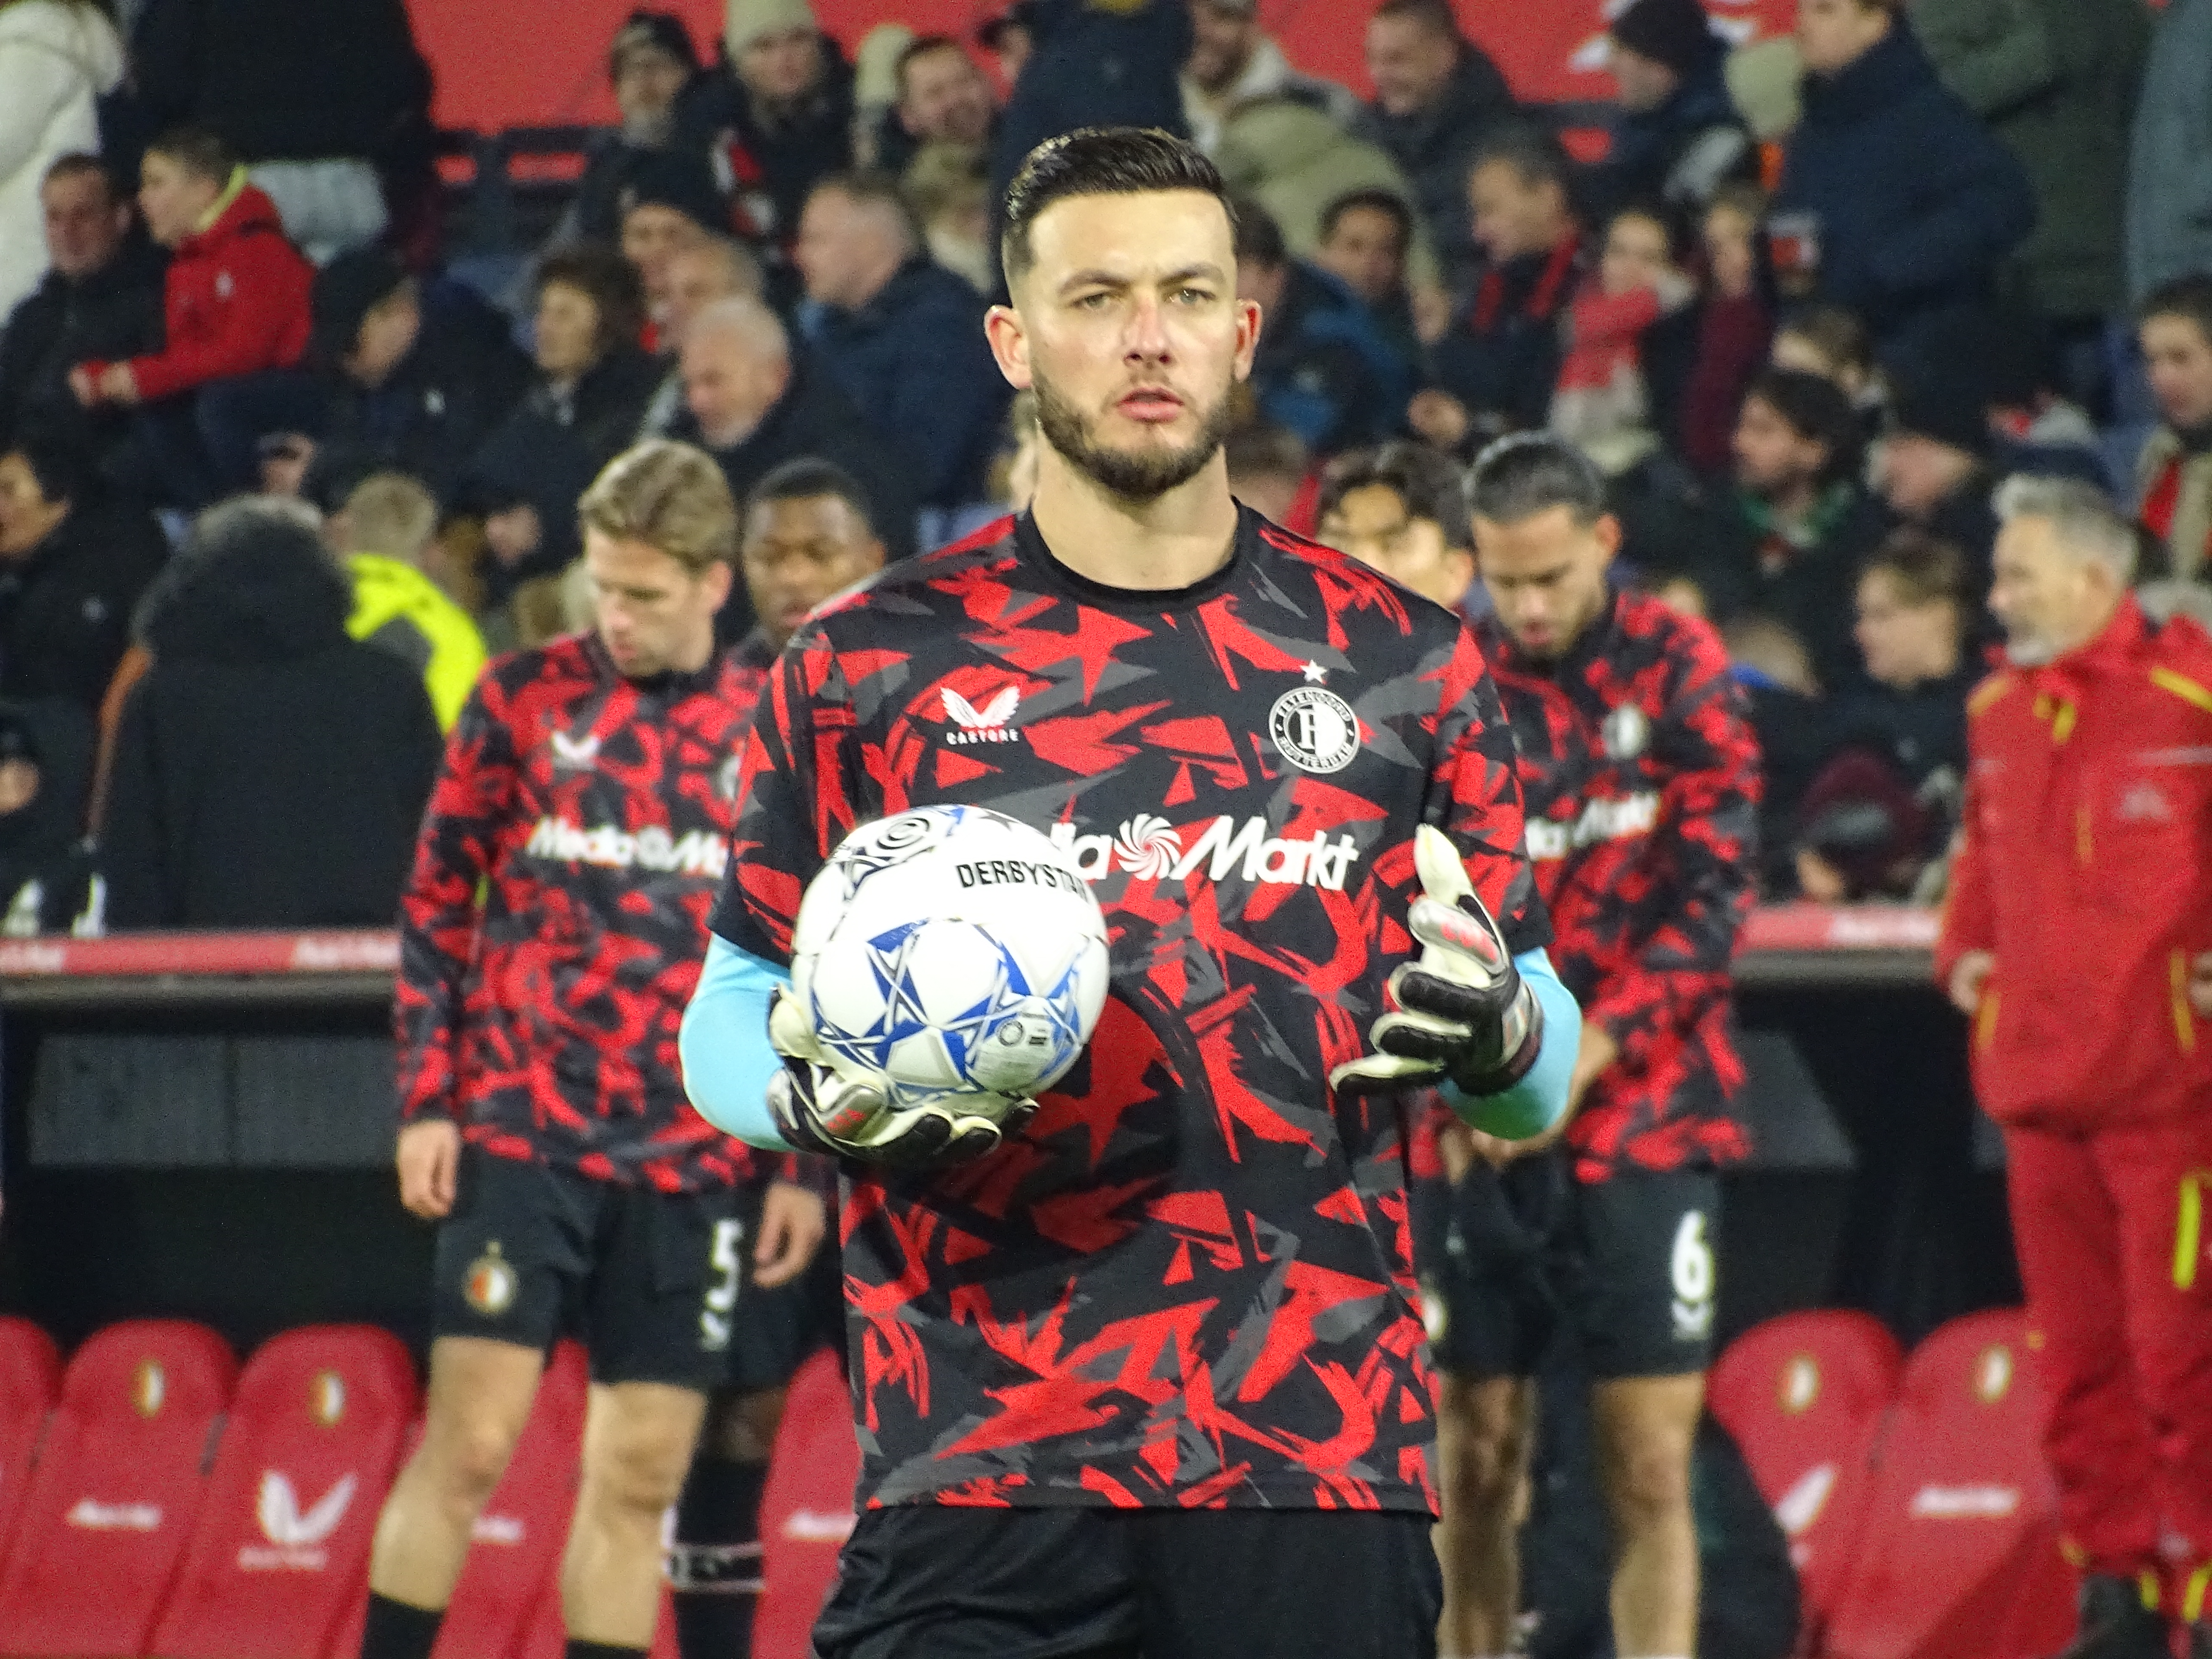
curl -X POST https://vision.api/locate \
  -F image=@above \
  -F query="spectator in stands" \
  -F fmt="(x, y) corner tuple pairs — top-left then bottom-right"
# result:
(0, 434), (166, 714)
(1963, 309), (2108, 489)
(1770, 0), (2034, 356)
(1354, 0), (1519, 297)
(1799, 528), (1973, 902)
(848, 22), (916, 175)
(976, 1), (1036, 89)
(677, 0), (855, 244)
(1233, 199), (1408, 458)
(0, 0), (123, 319)
(794, 171), (1007, 511)
(466, 247), (663, 613)
(305, 248), (533, 502)
(1874, 368), (2002, 583)
(736, 457), (887, 669)
(331, 472), (488, 732)
(867, 34), (996, 180)
(640, 236), (766, 434)
(70, 128), (319, 506)
(0, 156), (165, 470)
(0, 696), (96, 936)
(132, 0), (432, 262)
(1722, 611), (1827, 891)
(1771, 303), (1877, 408)
(672, 295), (920, 560)
(996, 387), (1040, 512)
(1411, 123), (1584, 453)
(566, 11), (701, 247)
(1180, 0), (1356, 157)
(1315, 439), (1475, 612)
(1909, 0), (2146, 414)
(1312, 187), (1429, 366)
(1939, 477), (2212, 1659)
(1688, 365), (1885, 693)
(1222, 421), (1310, 529)
(2136, 277), (2212, 584)
(101, 498), (440, 928)
(1591, 0), (1755, 218)
(902, 141), (994, 294)
(1677, 184), (1772, 477)
(2125, 0), (2212, 306)
(1551, 202), (1698, 476)
(617, 152), (731, 341)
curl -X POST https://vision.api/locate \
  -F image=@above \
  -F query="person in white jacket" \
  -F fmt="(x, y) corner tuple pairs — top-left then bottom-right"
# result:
(0, 0), (123, 319)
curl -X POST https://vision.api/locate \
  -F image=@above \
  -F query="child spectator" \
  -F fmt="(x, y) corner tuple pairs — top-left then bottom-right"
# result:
(1720, 611), (1827, 892)
(1551, 201), (1696, 474)
(1677, 183), (1772, 476)
(1772, 301), (1884, 434)
(70, 127), (318, 505)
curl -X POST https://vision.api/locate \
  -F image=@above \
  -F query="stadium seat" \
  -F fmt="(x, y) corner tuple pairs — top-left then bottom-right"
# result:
(1819, 1308), (2071, 1659)
(755, 1347), (857, 1659)
(0, 1318), (62, 1573)
(430, 1341), (588, 1659)
(1708, 1309), (1903, 1640)
(0, 1318), (238, 1659)
(151, 1325), (420, 1659)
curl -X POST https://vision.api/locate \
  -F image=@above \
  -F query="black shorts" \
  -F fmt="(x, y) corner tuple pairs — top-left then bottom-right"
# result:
(1415, 1153), (1720, 1381)
(813, 1505), (1442, 1659)
(431, 1144), (816, 1393)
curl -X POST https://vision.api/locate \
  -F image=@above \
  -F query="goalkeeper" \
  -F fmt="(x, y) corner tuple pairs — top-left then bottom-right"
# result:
(680, 127), (1579, 1659)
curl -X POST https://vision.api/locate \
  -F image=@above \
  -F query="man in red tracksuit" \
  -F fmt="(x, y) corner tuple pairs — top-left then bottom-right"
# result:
(1940, 475), (2212, 1659)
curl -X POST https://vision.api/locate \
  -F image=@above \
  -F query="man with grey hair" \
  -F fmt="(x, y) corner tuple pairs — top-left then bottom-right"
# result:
(1939, 471), (2212, 1659)
(669, 294), (920, 564)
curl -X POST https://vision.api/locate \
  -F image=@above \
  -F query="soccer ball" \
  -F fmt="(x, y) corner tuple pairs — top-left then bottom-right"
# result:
(790, 805), (1112, 1115)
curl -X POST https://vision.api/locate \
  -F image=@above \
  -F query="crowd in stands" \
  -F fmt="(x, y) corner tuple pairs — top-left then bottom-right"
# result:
(0, 0), (2208, 934)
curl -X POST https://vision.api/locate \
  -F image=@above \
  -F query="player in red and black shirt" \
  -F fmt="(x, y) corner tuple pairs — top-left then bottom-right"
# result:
(359, 442), (829, 1659)
(678, 130), (1584, 1659)
(1415, 434), (1760, 1659)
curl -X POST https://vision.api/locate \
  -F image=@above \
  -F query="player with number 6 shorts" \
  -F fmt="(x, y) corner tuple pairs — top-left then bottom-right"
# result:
(1412, 434), (1760, 1659)
(357, 441), (829, 1659)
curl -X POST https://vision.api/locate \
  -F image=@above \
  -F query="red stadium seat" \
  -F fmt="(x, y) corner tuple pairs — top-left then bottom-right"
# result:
(1820, 1308), (2071, 1659)
(755, 1348), (857, 1659)
(0, 1317), (62, 1572)
(0, 1318), (238, 1659)
(151, 1325), (420, 1659)
(430, 1342), (588, 1659)
(1708, 1310), (1903, 1639)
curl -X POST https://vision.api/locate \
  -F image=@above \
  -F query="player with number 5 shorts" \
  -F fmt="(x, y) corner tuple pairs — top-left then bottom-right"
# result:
(358, 442), (829, 1659)
(679, 129), (1583, 1659)
(1405, 433), (1760, 1659)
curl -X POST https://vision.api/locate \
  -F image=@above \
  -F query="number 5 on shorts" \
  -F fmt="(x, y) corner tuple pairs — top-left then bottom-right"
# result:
(701, 1217), (743, 1351)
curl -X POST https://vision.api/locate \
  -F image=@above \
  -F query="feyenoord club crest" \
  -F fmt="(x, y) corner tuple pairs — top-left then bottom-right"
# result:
(1602, 703), (1649, 761)
(1269, 686), (1361, 774)
(465, 1242), (518, 1317)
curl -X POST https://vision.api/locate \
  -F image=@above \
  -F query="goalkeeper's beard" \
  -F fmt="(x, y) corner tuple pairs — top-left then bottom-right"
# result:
(1033, 371), (1234, 503)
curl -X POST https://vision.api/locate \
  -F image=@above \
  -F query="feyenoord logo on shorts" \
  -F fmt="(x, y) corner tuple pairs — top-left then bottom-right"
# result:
(465, 1242), (518, 1316)
(1269, 682), (1361, 774)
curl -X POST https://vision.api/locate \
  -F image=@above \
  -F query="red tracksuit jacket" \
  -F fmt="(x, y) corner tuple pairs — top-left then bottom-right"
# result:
(84, 179), (313, 402)
(1938, 596), (2212, 1129)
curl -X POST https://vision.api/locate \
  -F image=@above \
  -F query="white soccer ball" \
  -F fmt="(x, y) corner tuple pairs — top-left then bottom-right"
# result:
(790, 805), (1112, 1115)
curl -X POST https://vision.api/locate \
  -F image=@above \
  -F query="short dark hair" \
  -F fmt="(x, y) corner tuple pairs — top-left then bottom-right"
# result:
(743, 457), (879, 539)
(807, 170), (922, 244)
(1320, 441), (1473, 550)
(1742, 365), (1863, 486)
(1001, 127), (1235, 287)
(1471, 122), (1575, 196)
(41, 152), (119, 202)
(2, 433), (89, 507)
(895, 33), (968, 96)
(1230, 197), (1286, 269)
(535, 244), (647, 359)
(2141, 274), (2212, 352)
(1862, 528), (1967, 611)
(1371, 0), (1464, 42)
(144, 125), (235, 185)
(1468, 432), (1607, 527)
(1318, 187), (1412, 252)
(1775, 303), (1873, 380)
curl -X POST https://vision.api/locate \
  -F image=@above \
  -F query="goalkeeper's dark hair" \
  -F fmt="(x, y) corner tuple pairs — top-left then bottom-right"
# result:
(1001, 128), (1235, 286)
(1321, 441), (1473, 551)
(1467, 433), (1608, 528)
(742, 457), (879, 543)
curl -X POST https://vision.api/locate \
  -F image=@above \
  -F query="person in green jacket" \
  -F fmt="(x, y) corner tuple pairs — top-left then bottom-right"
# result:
(332, 470), (487, 731)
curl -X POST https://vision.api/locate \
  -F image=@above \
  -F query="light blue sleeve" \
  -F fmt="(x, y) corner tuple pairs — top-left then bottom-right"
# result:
(1441, 949), (1581, 1141)
(678, 935), (796, 1151)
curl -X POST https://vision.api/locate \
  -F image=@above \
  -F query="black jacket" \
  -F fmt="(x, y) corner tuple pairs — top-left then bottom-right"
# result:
(0, 698), (97, 934)
(0, 239), (167, 460)
(132, 0), (432, 164)
(1353, 49), (1520, 296)
(1690, 484), (1891, 697)
(1427, 236), (1584, 442)
(101, 520), (440, 930)
(0, 502), (169, 714)
(676, 40), (855, 242)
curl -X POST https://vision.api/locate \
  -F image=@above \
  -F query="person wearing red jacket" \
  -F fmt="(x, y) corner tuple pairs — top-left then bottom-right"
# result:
(68, 126), (321, 505)
(1939, 474), (2212, 1659)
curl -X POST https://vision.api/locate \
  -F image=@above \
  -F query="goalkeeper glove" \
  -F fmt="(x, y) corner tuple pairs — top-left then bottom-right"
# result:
(764, 987), (1037, 1170)
(1330, 825), (1544, 1100)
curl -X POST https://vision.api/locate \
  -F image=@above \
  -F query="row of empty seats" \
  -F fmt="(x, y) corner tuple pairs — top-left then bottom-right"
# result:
(0, 1316), (858, 1659)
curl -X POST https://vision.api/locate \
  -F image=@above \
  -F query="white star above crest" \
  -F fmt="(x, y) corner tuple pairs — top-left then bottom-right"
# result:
(1301, 661), (1328, 683)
